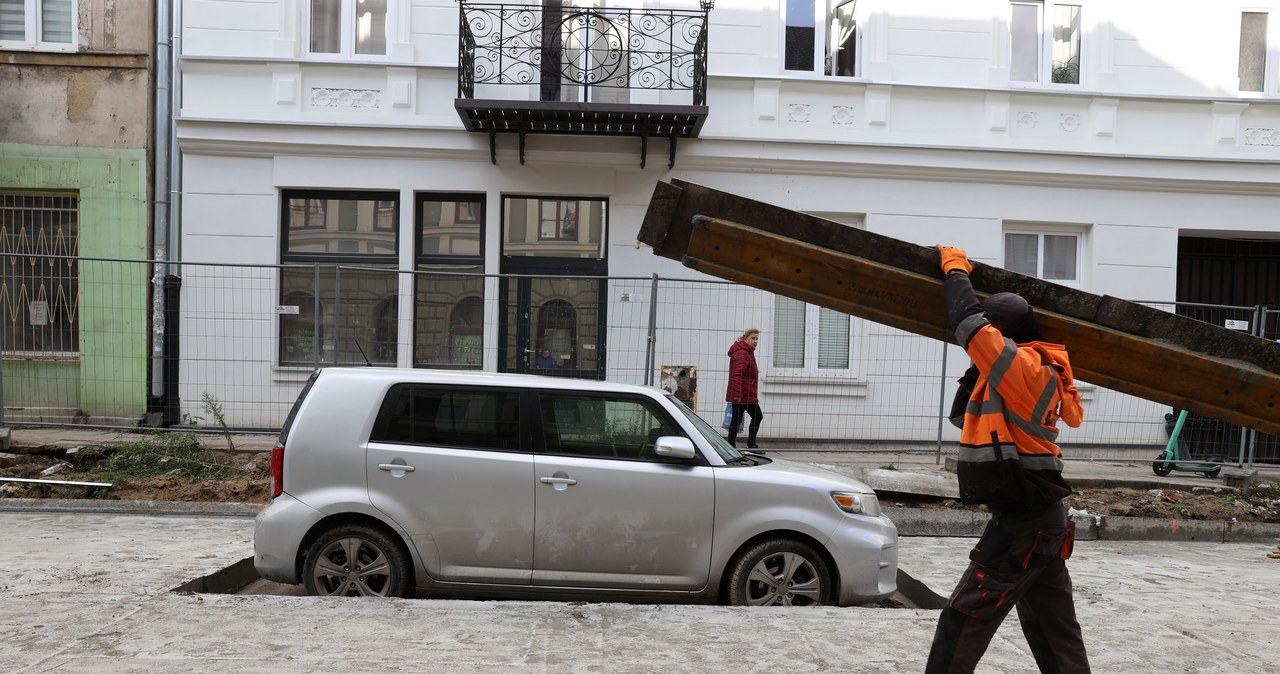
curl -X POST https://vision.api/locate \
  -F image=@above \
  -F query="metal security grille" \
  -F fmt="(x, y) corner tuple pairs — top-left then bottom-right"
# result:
(0, 191), (80, 356)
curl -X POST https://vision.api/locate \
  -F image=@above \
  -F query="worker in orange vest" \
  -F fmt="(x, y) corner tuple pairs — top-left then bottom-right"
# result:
(926, 245), (1090, 674)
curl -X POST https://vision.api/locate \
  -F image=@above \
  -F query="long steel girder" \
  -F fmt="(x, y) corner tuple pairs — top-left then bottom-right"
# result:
(638, 180), (1280, 437)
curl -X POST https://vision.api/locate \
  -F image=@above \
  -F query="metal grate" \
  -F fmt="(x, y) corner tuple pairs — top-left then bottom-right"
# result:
(0, 191), (80, 357)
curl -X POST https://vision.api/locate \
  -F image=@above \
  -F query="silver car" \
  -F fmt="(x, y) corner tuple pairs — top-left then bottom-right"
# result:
(254, 367), (898, 606)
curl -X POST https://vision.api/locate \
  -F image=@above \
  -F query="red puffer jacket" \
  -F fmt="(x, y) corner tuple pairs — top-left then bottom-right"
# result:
(726, 339), (759, 403)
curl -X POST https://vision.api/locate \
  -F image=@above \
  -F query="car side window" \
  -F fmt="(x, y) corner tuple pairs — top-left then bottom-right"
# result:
(538, 393), (683, 461)
(371, 385), (521, 450)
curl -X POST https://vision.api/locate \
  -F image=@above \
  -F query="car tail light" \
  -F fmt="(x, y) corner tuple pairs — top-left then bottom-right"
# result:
(831, 491), (881, 517)
(270, 441), (285, 499)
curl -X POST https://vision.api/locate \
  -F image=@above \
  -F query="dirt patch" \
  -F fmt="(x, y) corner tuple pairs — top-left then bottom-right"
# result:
(880, 485), (1280, 524)
(0, 445), (271, 504)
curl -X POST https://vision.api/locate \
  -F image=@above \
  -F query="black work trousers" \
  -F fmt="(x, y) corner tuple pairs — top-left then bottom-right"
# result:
(727, 403), (762, 447)
(925, 502), (1090, 674)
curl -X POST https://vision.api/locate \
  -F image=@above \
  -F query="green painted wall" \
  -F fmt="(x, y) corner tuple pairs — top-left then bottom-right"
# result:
(1, 144), (149, 423)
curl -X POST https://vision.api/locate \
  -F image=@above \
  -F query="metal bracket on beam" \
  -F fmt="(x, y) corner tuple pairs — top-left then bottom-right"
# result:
(488, 131), (497, 165)
(640, 132), (648, 169)
(519, 131), (527, 165)
(668, 133), (679, 170)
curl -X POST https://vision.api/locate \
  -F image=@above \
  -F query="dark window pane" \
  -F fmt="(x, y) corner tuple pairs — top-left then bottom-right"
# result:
(374, 387), (521, 450)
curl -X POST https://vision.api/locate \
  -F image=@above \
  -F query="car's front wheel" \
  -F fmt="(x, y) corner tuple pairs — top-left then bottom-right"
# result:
(727, 538), (832, 607)
(303, 524), (411, 598)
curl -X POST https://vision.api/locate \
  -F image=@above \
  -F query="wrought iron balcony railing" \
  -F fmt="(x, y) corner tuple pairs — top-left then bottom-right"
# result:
(455, 1), (712, 168)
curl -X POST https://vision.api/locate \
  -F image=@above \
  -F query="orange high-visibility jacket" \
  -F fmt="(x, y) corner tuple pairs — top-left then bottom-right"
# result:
(948, 278), (1084, 507)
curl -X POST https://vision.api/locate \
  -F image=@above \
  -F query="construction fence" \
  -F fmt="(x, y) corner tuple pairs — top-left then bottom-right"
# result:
(1, 254), (1277, 466)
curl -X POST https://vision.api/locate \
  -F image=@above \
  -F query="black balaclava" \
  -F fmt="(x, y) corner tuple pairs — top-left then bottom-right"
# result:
(981, 292), (1044, 344)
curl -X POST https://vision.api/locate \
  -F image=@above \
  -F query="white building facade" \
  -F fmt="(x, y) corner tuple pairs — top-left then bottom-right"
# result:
(174, 0), (1280, 448)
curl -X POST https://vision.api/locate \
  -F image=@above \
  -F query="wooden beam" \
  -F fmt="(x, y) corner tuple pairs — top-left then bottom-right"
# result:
(639, 180), (1280, 437)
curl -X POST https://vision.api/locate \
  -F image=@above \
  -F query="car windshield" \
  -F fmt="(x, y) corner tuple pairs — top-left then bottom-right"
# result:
(666, 393), (744, 463)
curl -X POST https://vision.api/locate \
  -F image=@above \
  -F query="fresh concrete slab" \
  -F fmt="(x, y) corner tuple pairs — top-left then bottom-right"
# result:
(2, 511), (1279, 673)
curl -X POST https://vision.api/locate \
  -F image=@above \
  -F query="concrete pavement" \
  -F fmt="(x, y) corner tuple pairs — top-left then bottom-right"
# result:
(2, 510), (1278, 673)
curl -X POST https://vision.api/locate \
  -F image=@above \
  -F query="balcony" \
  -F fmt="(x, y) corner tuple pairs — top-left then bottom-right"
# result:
(455, 1), (711, 168)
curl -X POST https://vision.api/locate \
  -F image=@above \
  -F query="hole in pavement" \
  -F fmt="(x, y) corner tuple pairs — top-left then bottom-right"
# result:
(174, 559), (946, 608)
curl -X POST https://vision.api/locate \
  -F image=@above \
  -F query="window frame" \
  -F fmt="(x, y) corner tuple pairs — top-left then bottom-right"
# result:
(0, 190), (80, 357)
(277, 189), (400, 367)
(1002, 226), (1084, 289)
(414, 192), (486, 369)
(783, 0), (864, 78)
(0, 0), (77, 52)
(1010, 0), (1084, 89)
(771, 295), (857, 377)
(302, 0), (392, 60)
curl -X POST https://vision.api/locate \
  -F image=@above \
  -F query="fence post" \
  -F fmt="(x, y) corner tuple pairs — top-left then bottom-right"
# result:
(645, 274), (659, 387)
(0, 348), (8, 449)
(935, 340), (949, 465)
(313, 263), (321, 371)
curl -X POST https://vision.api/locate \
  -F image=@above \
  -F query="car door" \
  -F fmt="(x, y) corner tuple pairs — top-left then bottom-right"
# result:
(366, 384), (534, 584)
(531, 391), (714, 590)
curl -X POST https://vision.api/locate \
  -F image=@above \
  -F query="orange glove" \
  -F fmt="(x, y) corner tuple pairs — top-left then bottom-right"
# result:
(937, 245), (973, 275)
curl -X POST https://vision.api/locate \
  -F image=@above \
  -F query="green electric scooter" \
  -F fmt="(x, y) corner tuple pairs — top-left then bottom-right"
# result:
(1152, 409), (1223, 479)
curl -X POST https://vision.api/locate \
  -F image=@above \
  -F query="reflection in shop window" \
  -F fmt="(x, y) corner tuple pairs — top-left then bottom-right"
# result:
(414, 266), (485, 368)
(502, 196), (606, 259)
(279, 190), (398, 366)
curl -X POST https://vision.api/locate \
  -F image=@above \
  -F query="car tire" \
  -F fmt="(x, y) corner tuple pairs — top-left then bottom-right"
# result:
(727, 538), (832, 607)
(303, 524), (412, 598)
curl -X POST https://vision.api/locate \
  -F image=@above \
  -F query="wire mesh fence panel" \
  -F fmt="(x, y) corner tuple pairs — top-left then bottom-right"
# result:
(1, 255), (149, 425)
(3, 256), (1278, 465)
(177, 261), (312, 431)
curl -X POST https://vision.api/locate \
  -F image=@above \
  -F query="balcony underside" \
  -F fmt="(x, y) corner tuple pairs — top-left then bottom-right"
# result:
(455, 99), (709, 168)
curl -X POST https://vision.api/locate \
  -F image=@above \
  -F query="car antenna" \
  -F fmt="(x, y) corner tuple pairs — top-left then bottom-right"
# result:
(353, 339), (372, 366)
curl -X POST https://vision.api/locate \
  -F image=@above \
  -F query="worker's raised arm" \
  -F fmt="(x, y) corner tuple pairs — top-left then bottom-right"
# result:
(937, 245), (986, 348)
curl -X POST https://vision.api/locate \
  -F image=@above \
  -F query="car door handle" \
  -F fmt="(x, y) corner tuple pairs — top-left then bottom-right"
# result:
(378, 463), (416, 473)
(538, 476), (577, 485)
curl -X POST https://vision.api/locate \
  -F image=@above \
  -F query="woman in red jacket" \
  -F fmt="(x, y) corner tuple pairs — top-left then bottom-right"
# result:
(726, 328), (763, 449)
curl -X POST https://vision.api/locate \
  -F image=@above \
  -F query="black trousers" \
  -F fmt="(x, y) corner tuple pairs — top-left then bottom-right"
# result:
(728, 403), (762, 447)
(925, 502), (1090, 674)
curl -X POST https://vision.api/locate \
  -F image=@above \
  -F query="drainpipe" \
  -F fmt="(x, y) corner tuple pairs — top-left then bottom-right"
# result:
(151, 0), (183, 426)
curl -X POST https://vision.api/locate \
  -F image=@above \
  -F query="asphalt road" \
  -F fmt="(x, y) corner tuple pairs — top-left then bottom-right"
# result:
(2, 511), (1278, 673)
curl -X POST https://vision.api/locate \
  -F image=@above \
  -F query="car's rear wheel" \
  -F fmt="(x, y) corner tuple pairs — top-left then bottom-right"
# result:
(727, 538), (832, 607)
(303, 524), (411, 598)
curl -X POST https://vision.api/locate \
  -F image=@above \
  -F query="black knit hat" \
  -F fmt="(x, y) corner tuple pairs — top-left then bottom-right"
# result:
(981, 292), (1043, 343)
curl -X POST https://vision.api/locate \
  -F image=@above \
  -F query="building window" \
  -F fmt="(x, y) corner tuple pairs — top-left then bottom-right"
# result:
(0, 192), (79, 356)
(1011, 1), (1081, 86)
(772, 296), (852, 371)
(0, 0), (75, 49)
(416, 194), (485, 368)
(784, 0), (861, 77)
(279, 190), (398, 366)
(307, 0), (387, 57)
(1240, 12), (1269, 92)
(502, 196), (607, 259)
(1004, 230), (1081, 287)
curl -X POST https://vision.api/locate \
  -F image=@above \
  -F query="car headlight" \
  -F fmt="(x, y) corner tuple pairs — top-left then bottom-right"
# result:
(831, 491), (881, 518)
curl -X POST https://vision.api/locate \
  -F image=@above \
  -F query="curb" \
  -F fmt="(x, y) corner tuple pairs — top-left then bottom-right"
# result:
(0, 498), (262, 517)
(885, 506), (1280, 543)
(1, 499), (1275, 542)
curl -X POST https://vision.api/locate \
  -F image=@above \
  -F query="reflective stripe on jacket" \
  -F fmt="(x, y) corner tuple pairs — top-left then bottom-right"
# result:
(952, 312), (1084, 507)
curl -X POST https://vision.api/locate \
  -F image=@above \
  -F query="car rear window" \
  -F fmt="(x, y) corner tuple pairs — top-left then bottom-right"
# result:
(371, 385), (521, 450)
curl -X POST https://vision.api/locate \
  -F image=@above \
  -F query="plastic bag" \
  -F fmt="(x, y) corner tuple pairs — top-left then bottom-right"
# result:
(721, 402), (742, 432)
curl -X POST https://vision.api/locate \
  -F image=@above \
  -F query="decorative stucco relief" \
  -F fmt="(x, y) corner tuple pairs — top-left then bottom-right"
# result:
(1060, 114), (1080, 132)
(1244, 128), (1280, 146)
(1016, 112), (1038, 128)
(787, 103), (811, 123)
(832, 105), (855, 125)
(311, 88), (382, 108)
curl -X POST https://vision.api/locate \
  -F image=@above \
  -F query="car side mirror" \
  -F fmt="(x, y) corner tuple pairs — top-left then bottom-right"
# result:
(653, 436), (696, 460)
